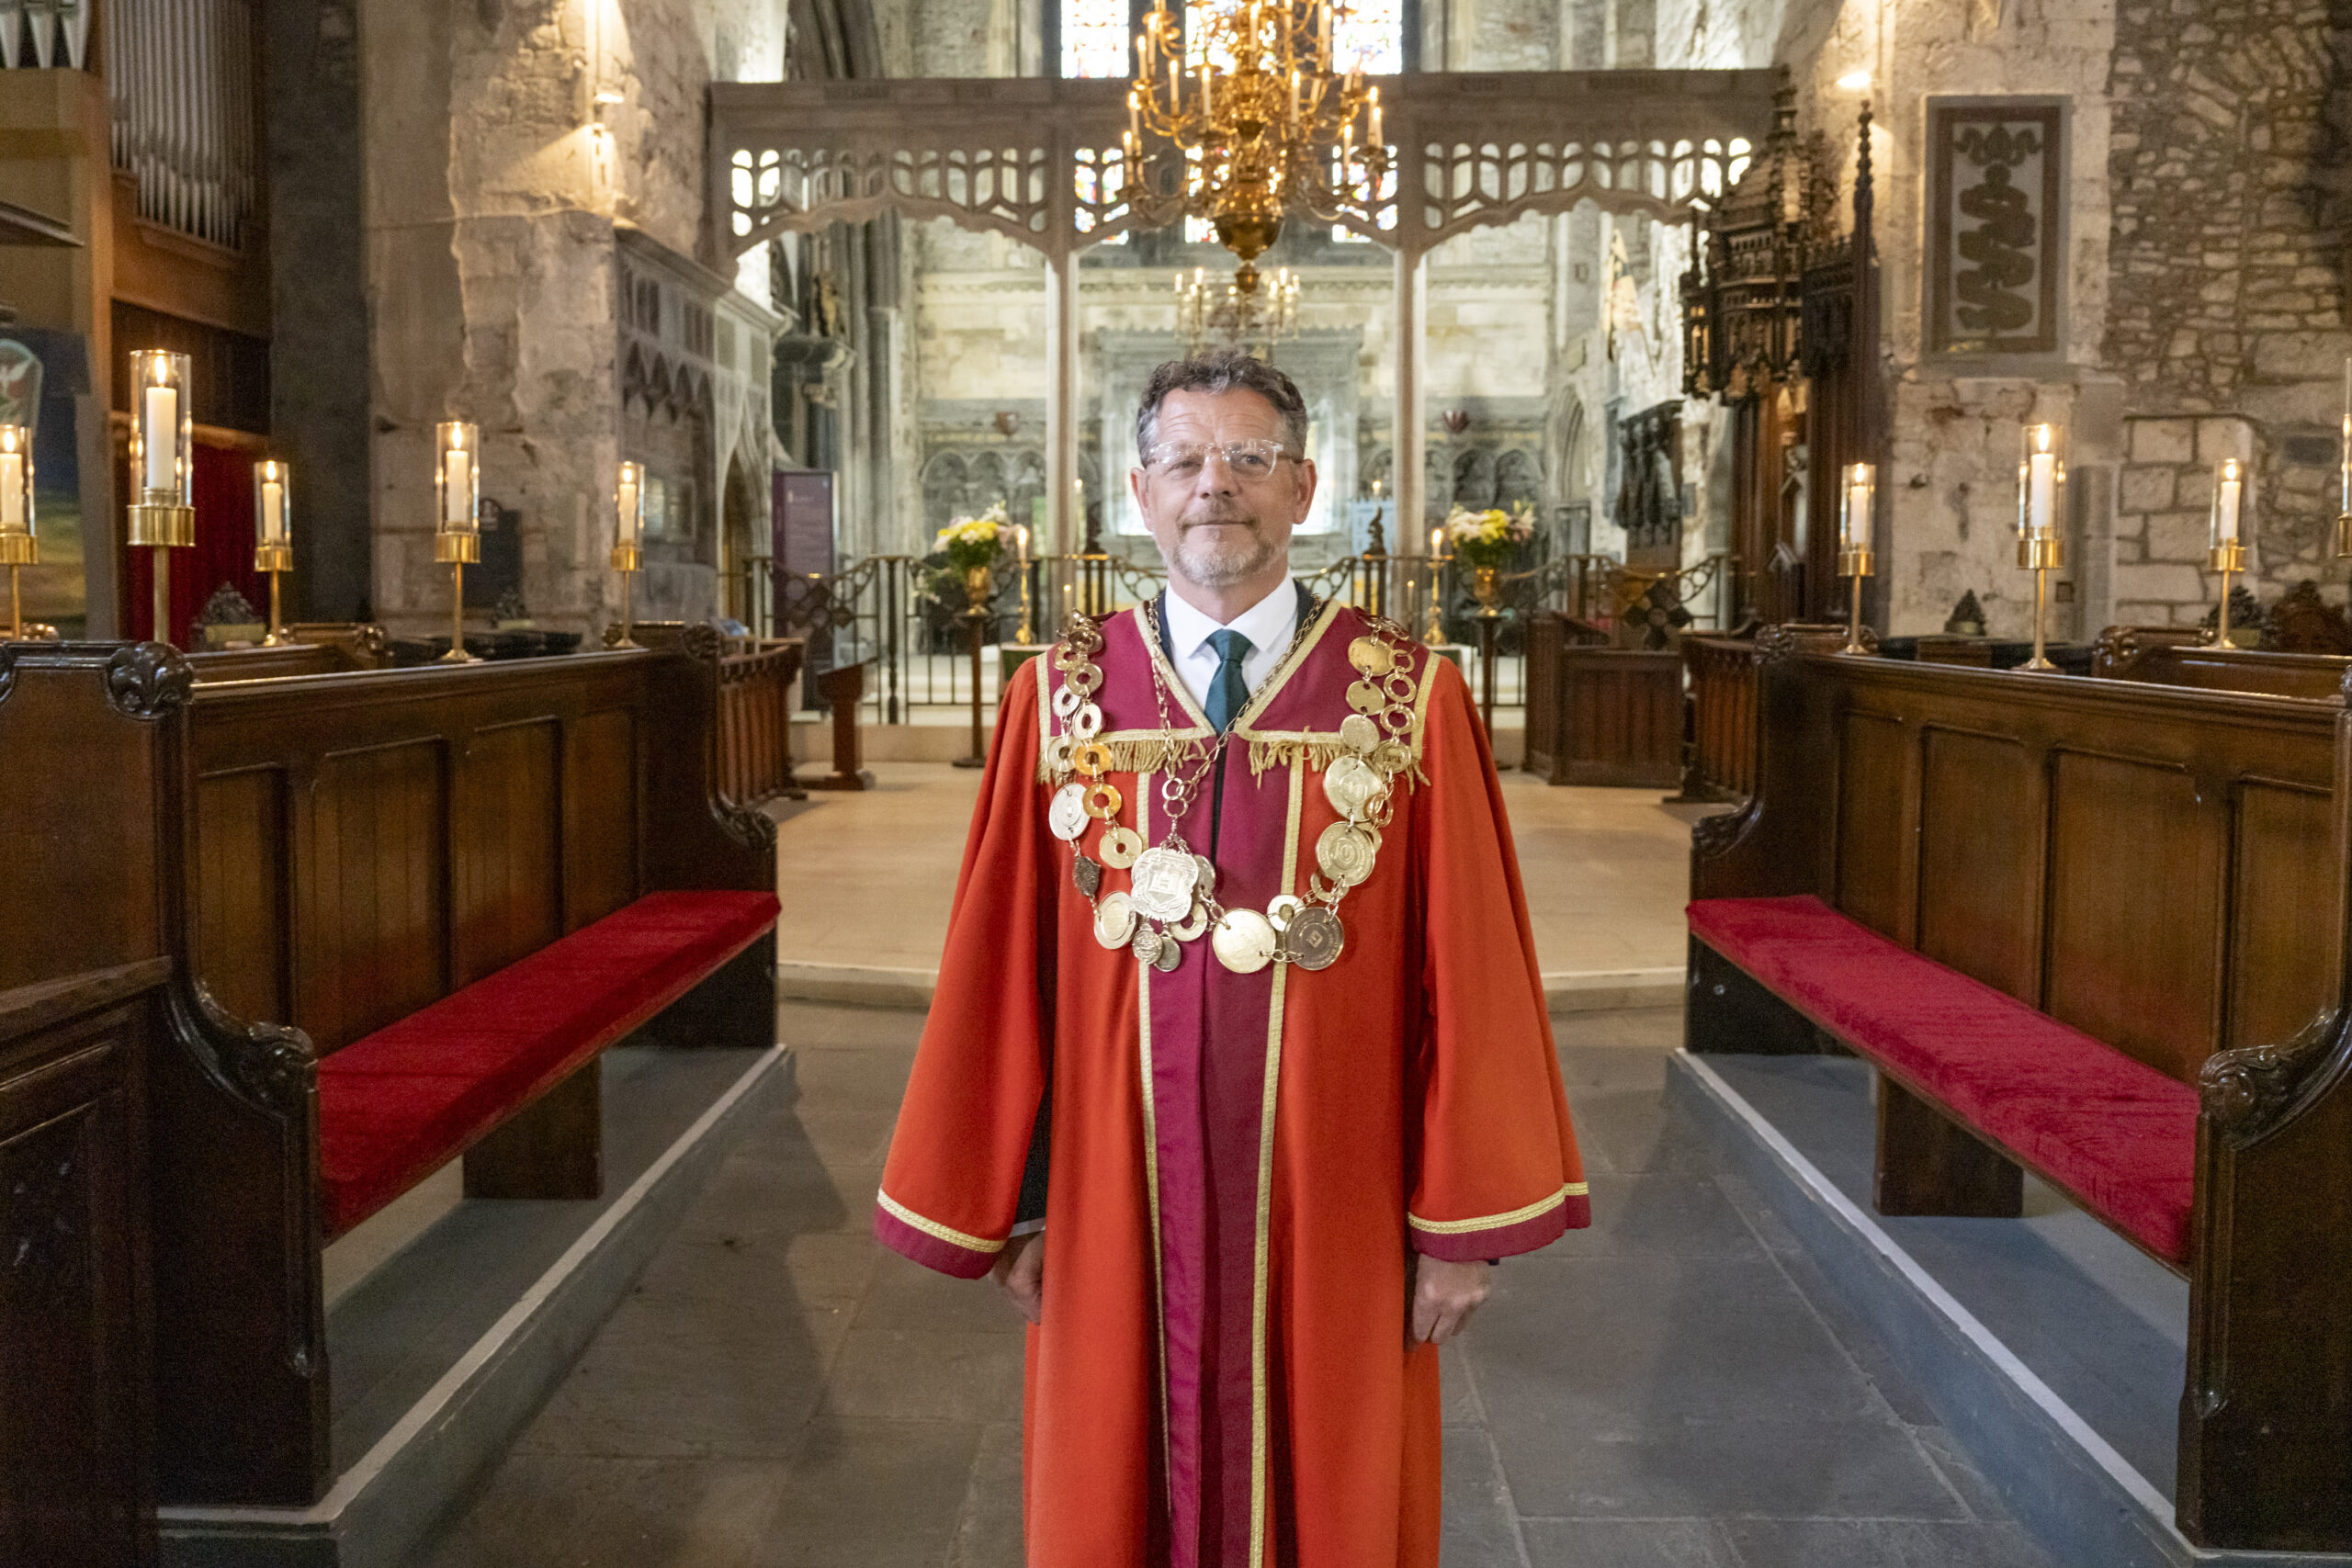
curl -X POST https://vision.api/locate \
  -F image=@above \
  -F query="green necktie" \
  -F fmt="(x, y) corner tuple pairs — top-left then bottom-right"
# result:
(1205, 628), (1252, 733)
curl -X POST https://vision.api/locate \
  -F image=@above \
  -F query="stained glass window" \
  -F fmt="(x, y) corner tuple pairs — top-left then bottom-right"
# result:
(1064, 0), (1132, 78)
(1332, 0), (1402, 74)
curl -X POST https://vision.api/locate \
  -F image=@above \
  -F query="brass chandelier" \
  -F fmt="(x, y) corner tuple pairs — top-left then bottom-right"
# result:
(1119, 0), (1389, 297)
(1176, 263), (1302, 352)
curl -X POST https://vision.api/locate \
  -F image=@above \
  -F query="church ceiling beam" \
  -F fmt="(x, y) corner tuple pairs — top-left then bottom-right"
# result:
(711, 69), (1780, 262)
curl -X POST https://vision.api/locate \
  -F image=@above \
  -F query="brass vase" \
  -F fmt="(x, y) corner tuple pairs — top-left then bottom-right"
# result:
(1472, 565), (1501, 609)
(965, 564), (993, 604)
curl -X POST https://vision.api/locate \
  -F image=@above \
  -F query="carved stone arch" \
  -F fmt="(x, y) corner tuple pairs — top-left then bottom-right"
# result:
(1453, 447), (1498, 510)
(921, 450), (969, 529)
(1496, 448), (1542, 512)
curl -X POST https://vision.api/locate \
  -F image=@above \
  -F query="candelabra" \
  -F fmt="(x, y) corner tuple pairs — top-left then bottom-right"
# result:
(254, 458), (294, 646)
(1422, 525), (1448, 648)
(1176, 264), (1301, 355)
(1119, 0), (1388, 297)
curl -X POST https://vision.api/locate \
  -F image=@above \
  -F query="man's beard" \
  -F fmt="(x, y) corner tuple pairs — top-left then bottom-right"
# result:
(1162, 512), (1280, 589)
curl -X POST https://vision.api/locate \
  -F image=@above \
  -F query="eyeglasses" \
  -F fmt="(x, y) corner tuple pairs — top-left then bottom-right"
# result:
(1142, 438), (1298, 482)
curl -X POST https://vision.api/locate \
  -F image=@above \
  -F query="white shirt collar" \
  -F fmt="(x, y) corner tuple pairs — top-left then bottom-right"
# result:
(1161, 580), (1299, 666)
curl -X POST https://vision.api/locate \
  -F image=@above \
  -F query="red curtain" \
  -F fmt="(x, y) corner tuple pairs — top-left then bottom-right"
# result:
(123, 442), (266, 644)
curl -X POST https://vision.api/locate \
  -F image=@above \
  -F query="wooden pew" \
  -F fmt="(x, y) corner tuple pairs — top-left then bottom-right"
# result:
(1523, 612), (1679, 786)
(1675, 625), (1849, 802)
(0, 644), (183, 1564)
(1687, 633), (2352, 1551)
(0, 629), (778, 1510)
(717, 636), (807, 806)
(2093, 623), (2350, 700)
(185, 622), (394, 683)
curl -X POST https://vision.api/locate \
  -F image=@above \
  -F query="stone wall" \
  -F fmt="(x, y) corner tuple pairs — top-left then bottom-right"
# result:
(2104, 0), (2352, 619)
(361, 0), (786, 639)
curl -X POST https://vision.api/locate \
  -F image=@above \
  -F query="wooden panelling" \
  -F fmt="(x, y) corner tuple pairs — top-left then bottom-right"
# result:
(0, 992), (154, 1568)
(455, 721), (562, 987)
(1916, 729), (2041, 1002)
(2228, 783), (2339, 1051)
(2045, 752), (2223, 1081)
(1835, 711), (1910, 941)
(197, 768), (287, 1027)
(300, 741), (448, 1055)
(564, 709), (639, 932)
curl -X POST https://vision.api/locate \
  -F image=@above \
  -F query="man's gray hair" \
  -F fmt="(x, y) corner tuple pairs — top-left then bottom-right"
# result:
(1134, 349), (1310, 460)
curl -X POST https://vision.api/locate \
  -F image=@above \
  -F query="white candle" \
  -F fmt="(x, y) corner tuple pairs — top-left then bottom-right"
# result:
(142, 384), (178, 493)
(2027, 450), (2055, 537)
(1368, 90), (1382, 148)
(1430, 525), (1442, 557)
(1845, 476), (1871, 549)
(0, 441), (22, 530)
(2217, 461), (2243, 541)
(444, 448), (473, 525)
(260, 475), (287, 543)
(1017, 524), (1030, 560)
(617, 468), (641, 544)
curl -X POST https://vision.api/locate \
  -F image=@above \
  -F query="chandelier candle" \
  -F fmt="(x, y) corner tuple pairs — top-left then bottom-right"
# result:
(126, 349), (195, 646)
(0, 424), (32, 639)
(435, 421), (482, 663)
(2014, 422), (2066, 672)
(1837, 461), (1875, 656)
(2209, 457), (2249, 648)
(253, 459), (294, 646)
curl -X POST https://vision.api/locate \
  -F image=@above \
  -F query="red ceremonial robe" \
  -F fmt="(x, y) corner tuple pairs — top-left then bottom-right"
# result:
(875, 597), (1587, 1568)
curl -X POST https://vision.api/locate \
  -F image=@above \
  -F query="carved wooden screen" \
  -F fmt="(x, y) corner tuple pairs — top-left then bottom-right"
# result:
(1619, 401), (1684, 571)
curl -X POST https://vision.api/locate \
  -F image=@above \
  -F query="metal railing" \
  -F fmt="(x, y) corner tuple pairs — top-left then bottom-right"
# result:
(775, 547), (1735, 729)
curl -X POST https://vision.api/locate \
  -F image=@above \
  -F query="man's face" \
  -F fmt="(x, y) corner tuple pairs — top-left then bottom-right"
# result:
(1129, 387), (1317, 592)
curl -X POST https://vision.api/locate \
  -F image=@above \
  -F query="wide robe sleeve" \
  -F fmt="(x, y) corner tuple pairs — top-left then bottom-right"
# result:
(1406, 657), (1589, 1261)
(874, 664), (1056, 1279)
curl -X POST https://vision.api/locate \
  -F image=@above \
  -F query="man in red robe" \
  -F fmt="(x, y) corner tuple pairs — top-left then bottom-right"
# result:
(875, 348), (1587, 1567)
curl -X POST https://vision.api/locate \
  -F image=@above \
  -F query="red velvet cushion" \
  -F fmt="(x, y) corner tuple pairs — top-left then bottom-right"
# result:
(1689, 895), (2198, 1264)
(316, 890), (779, 1238)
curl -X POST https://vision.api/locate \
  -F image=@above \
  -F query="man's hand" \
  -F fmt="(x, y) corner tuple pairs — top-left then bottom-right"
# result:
(1410, 1256), (1490, 1346)
(993, 1231), (1045, 1325)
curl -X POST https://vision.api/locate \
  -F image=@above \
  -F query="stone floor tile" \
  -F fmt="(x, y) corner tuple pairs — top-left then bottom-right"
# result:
(1553, 1009), (1689, 1055)
(1521, 1517), (1739, 1568)
(949, 1421), (1027, 1568)
(1565, 1086), (1727, 1177)
(1564, 1172), (1765, 1259)
(1716, 1517), (2058, 1568)
(857, 1249), (1028, 1335)
(819, 1327), (1027, 1423)
(1471, 1255), (1891, 1425)
(413, 1455), (786, 1568)
(1487, 1416), (1970, 1521)
(747, 1418), (984, 1568)
(1441, 1425), (1530, 1567)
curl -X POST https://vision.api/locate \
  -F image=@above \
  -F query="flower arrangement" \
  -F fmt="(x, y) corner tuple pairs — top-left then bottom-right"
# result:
(935, 502), (1012, 574)
(1443, 504), (1535, 570)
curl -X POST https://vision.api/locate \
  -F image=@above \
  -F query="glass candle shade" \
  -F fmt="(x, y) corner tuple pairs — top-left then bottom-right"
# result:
(435, 422), (481, 564)
(0, 423), (34, 566)
(612, 459), (644, 571)
(2016, 423), (2067, 570)
(126, 350), (195, 548)
(2209, 457), (2248, 559)
(253, 458), (292, 570)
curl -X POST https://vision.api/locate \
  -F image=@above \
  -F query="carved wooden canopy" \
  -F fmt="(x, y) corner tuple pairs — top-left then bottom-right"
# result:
(711, 69), (1781, 262)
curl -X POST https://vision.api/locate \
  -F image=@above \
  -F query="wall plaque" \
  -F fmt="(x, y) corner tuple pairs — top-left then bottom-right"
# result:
(1927, 98), (2064, 356)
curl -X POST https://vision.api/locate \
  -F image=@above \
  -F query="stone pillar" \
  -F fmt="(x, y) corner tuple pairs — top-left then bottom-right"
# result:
(1045, 247), (1081, 556)
(1394, 247), (1427, 554)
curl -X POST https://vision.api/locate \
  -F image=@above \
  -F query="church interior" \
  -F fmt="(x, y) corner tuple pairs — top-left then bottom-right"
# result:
(4, 0), (2352, 1562)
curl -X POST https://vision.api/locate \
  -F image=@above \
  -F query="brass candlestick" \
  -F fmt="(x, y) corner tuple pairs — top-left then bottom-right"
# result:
(611, 541), (642, 648)
(0, 422), (32, 639)
(2207, 457), (2248, 649)
(128, 350), (195, 646)
(611, 459), (645, 649)
(1423, 535), (1449, 648)
(256, 543), (294, 645)
(2015, 423), (2066, 673)
(435, 422), (481, 664)
(1838, 462), (1876, 656)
